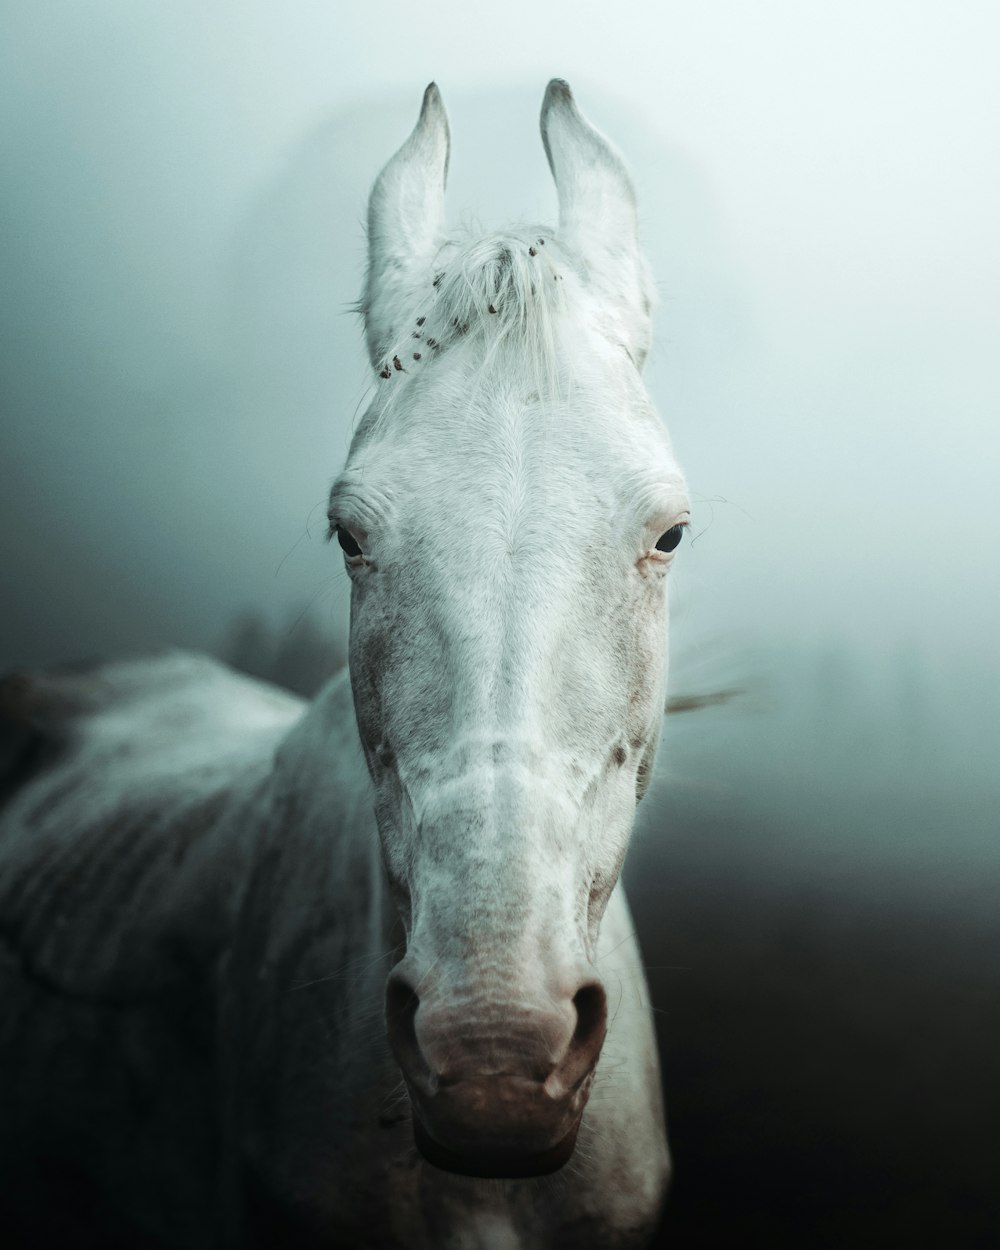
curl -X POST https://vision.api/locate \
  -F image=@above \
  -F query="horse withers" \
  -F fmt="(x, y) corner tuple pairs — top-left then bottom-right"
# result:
(0, 80), (687, 1249)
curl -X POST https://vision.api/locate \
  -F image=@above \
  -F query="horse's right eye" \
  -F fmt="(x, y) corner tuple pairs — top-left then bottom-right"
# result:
(336, 527), (363, 559)
(655, 524), (685, 553)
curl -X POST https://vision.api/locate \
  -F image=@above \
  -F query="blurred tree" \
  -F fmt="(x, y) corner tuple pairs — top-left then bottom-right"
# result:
(221, 607), (344, 697)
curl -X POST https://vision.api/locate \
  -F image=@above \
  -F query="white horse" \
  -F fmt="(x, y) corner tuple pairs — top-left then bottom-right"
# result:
(0, 80), (687, 1248)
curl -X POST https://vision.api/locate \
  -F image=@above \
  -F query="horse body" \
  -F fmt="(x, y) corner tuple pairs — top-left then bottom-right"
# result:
(0, 81), (681, 1247)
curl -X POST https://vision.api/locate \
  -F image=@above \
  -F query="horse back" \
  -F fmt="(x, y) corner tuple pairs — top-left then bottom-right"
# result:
(0, 651), (303, 1247)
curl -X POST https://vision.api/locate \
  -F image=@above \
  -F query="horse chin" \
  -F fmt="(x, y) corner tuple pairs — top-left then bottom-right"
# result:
(412, 1113), (583, 1179)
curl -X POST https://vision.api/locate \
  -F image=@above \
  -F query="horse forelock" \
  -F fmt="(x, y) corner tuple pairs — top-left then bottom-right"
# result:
(368, 226), (572, 385)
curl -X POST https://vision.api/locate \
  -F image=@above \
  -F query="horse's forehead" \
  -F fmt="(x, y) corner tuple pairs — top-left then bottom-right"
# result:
(356, 355), (676, 527)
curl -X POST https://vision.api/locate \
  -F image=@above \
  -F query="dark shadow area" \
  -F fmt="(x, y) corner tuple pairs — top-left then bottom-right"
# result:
(624, 656), (1000, 1249)
(632, 820), (999, 1248)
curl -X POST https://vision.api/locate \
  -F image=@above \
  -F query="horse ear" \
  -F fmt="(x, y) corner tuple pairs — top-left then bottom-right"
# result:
(363, 83), (450, 367)
(540, 79), (654, 369)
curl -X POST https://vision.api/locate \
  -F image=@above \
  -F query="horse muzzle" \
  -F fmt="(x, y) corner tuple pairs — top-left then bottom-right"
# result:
(385, 967), (607, 1178)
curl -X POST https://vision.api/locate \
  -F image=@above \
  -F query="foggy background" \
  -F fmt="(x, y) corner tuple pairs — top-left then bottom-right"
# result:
(1, 3), (998, 1246)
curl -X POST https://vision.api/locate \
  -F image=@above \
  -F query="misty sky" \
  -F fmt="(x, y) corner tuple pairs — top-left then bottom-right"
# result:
(1, 1), (998, 695)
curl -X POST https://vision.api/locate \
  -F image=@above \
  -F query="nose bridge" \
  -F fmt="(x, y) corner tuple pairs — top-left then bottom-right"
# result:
(403, 753), (596, 1043)
(427, 738), (579, 834)
(385, 746), (610, 1174)
(407, 750), (584, 963)
(427, 536), (597, 743)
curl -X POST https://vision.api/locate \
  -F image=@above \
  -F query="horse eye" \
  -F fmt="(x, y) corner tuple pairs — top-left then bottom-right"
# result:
(336, 526), (363, 559)
(655, 525), (685, 554)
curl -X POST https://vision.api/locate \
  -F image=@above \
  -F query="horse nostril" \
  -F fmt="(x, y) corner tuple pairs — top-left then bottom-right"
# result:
(543, 980), (608, 1099)
(385, 973), (426, 1081)
(571, 982), (608, 1055)
(386, 975), (419, 1023)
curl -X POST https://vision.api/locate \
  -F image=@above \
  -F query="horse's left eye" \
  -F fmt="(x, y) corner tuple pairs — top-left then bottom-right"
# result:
(655, 525), (685, 553)
(336, 526), (363, 559)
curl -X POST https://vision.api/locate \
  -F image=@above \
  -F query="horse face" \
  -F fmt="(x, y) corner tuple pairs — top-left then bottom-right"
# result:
(331, 81), (687, 1177)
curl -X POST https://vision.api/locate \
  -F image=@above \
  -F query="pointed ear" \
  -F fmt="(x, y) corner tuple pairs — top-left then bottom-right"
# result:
(540, 79), (654, 369)
(363, 83), (450, 367)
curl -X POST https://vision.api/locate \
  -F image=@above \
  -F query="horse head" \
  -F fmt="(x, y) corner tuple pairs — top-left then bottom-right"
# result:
(329, 80), (688, 1178)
